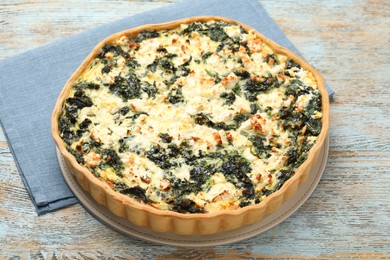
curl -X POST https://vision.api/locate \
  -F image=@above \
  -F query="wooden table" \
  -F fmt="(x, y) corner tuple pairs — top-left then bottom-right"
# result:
(1, 0), (389, 258)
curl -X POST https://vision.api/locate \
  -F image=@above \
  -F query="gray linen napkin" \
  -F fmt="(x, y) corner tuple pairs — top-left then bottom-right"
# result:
(0, 0), (334, 215)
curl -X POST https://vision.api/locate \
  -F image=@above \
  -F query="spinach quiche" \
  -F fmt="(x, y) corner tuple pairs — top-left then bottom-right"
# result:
(52, 16), (329, 235)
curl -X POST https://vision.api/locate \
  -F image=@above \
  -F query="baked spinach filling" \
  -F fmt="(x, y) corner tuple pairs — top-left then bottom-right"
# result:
(58, 20), (323, 213)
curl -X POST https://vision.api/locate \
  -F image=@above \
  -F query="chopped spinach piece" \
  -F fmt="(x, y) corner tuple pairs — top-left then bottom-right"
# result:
(189, 164), (213, 188)
(220, 91), (236, 105)
(227, 42), (241, 53)
(242, 78), (266, 101)
(63, 105), (78, 124)
(167, 86), (184, 104)
(176, 57), (192, 77)
(74, 81), (100, 91)
(69, 148), (84, 164)
(66, 90), (93, 109)
(205, 69), (221, 83)
(193, 113), (219, 128)
(216, 42), (226, 53)
(97, 45), (129, 59)
(182, 22), (204, 34)
(102, 149), (123, 173)
(233, 69), (250, 78)
(76, 118), (92, 136)
(61, 105), (89, 144)
(156, 47), (168, 53)
(201, 51), (213, 61)
(171, 198), (204, 214)
(170, 178), (200, 197)
(62, 90), (93, 129)
(59, 118), (77, 145)
(305, 93), (322, 114)
(160, 59), (176, 72)
(242, 75), (279, 101)
(239, 41), (251, 54)
(303, 94), (322, 135)
(141, 81), (158, 98)
(118, 138), (129, 153)
(284, 79), (307, 97)
(250, 103), (258, 114)
(233, 113), (250, 125)
(118, 106), (130, 116)
(201, 22), (229, 42)
(282, 85), (322, 136)
(125, 111), (149, 120)
(160, 133), (173, 143)
(126, 59), (140, 69)
(146, 59), (159, 73)
(80, 140), (102, 154)
(146, 145), (179, 169)
(220, 152), (254, 199)
(134, 30), (160, 43)
(279, 107), (292, 120)
(176, 65), (190, 77)
(193, 113), (247, 131)
(249, 135), (272, 158)
(306, 118), (322, 135)
(232, 82), (242, 96)
(262, 188), (274, 196)
(265, 53), (279, 66)
(79, 118), (92, 130)
(181, 56), (192, 67)
(265, 106), (273, 116)
(239, 201), (251, 208)
(165, 53), (178, 59)
(275, 169), (294, 190)
(108, 74), (141, 101)
(286, 148), (301, 167)
(101, 65), (111, 74)
(180, 146), (197, 166)
(146, 56), (177, 74)
(164, 75), (179, 87)
(115, 183), (149, 204)
(193, 112), (213, 126)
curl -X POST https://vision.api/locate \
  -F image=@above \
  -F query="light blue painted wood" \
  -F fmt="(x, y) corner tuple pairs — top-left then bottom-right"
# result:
(0, 0), (389, 258)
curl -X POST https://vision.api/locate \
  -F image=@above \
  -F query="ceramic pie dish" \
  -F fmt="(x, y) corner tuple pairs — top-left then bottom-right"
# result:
(52, 16), (329, 235)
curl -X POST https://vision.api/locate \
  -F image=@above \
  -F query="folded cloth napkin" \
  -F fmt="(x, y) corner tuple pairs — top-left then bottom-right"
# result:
(0, 0), (334, 215)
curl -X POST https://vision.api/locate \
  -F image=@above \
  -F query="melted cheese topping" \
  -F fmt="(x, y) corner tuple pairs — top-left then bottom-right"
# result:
(59, 20), (322, 213)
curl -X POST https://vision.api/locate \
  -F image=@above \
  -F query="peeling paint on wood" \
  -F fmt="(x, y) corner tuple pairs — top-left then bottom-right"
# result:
(0, 0), (389, 259)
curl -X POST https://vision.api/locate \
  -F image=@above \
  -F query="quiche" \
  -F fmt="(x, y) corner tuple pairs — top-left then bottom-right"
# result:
(52, 16), (329, 235)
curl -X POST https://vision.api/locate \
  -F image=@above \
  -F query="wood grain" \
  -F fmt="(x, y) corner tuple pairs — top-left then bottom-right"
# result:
(1, 0), (390, 259)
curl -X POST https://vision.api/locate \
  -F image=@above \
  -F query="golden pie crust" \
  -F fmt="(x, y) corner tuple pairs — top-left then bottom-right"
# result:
(52, 16), (329, 235)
